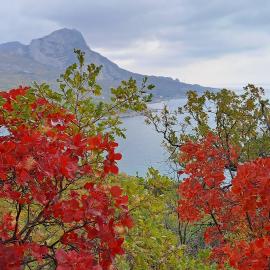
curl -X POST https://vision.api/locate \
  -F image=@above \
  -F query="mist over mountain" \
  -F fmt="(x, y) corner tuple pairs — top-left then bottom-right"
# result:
(0, 28), (213, 99)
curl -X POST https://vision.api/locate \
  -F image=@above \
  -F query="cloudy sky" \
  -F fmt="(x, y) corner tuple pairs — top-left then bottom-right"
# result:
(1, 0), (270, 88)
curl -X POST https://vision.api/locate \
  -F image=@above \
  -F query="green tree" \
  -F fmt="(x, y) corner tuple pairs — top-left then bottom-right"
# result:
(33, 49), (154, 140)
(145, 85), (270, 175)
(109, 169), (216, 270)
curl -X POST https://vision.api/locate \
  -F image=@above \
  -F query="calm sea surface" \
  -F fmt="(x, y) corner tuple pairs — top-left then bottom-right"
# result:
(117, 98), (186, 176)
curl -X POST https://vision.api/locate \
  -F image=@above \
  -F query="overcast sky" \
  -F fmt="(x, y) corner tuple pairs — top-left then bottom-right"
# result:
(1, 0), (270, 88)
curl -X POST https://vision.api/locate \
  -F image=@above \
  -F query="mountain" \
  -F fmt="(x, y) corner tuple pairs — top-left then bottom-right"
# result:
(0, 28), (213, 99)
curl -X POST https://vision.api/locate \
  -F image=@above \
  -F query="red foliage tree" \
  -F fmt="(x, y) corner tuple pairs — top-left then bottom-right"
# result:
(178, 134), (270, 269)
(0, 87), (132, 269)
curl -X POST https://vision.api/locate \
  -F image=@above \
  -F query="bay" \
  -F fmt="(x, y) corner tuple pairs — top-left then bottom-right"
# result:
(117, 98), (186, 176)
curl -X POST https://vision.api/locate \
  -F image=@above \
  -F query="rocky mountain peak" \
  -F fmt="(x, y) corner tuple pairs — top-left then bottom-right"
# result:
(0, 28), (213, 98)
(28, 28), (89, 68)
(37, 28), (88, 48)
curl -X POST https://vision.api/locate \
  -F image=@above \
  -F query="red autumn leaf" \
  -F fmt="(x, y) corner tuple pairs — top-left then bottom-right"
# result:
(110, 186), (122, 197)
(18, 170), (30, 184)
(113, 153), (122, 160)
(121, 215), (133, 228)
(262, 247), (270, 256)
(110, 164), (119, 174)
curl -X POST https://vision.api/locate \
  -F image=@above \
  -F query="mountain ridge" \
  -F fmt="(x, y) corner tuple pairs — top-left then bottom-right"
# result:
(0, 28), (214, 99)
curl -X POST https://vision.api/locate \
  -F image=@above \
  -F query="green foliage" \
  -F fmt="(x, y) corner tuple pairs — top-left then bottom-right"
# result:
(145, 84), (270, 168)
(32, 49), (154, 139)
(108, 168), (216, 270)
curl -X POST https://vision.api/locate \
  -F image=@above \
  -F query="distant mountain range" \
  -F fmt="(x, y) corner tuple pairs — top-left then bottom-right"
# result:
(0, 28), (214, 100)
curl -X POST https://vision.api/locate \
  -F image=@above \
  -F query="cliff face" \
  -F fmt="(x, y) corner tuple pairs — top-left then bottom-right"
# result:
(0, 28), (213, 99)
(28, 29), (89, 69)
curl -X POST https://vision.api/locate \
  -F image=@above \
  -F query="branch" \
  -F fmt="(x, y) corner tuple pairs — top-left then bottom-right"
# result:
(13, 203), (22, 238)
(260, 101), (270, 132)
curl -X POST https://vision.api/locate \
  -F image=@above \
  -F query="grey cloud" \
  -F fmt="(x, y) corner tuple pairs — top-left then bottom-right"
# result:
(0, 0), (270, 84)
(13, 0), (270, 57)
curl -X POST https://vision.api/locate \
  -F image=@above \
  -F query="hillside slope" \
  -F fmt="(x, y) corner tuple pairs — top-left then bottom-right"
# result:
(0, 28), (213, 99)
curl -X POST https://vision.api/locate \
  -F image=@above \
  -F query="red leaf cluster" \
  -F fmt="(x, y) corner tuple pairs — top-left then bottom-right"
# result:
(178, 134), (270, 269)
(0, 87), (132, 269)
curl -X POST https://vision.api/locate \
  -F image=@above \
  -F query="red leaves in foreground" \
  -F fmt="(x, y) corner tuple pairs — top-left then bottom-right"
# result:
(178, 134), (270, 269)
(0, 87), (131, 269)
